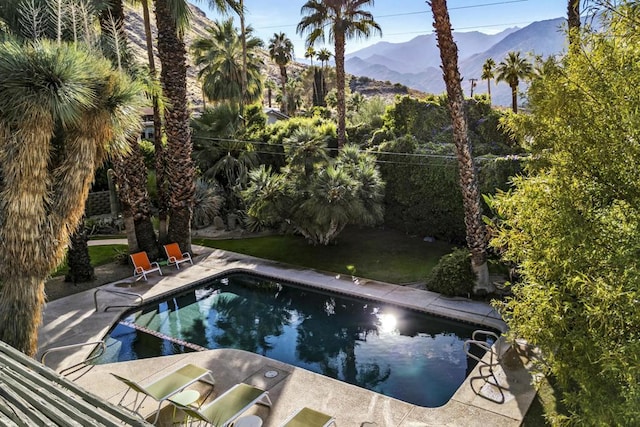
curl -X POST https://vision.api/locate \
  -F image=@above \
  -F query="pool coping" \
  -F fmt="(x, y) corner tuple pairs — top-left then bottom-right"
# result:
(37, 246), (537, 426)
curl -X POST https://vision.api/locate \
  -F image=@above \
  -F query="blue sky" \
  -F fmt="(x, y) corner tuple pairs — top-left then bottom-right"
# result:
(201, 0), (568, 59)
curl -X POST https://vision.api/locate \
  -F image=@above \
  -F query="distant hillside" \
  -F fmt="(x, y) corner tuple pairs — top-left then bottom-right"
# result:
(346, 18), (569, 106)
(123, 2), (421, 111)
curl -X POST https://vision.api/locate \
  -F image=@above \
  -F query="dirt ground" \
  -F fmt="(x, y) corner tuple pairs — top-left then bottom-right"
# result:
(45, 261), (132, 302)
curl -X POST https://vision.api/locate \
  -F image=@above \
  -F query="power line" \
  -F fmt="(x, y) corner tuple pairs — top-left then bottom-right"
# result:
(254, 0), (532, 33)
(190, 135), (524, 164)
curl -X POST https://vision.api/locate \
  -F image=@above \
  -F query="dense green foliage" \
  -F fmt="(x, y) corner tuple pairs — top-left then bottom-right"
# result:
(425, 248), (475, 297)
(379, 95), (515, 155)
(490, 4), (640, 424)
(378, 136), (522, 242)
(243, 127), (384, 245)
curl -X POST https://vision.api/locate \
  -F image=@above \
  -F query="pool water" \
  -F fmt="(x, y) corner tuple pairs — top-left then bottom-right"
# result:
(96, 272), (493, 407)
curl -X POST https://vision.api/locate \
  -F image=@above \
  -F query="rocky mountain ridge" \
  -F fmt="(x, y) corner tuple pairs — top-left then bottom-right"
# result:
(346, 18), (569, 106)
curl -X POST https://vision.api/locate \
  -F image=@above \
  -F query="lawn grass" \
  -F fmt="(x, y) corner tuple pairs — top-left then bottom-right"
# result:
(53, 244), (128, 276)
(194, 227), (454, 284)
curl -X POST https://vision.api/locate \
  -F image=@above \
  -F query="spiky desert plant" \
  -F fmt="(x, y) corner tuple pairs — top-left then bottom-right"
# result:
(0, 40), (141, 355)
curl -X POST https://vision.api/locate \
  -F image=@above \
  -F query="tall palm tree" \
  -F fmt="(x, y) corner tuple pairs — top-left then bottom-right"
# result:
(138, 0), (169, 242)
(305, 45), (316, 66)
(0, 41), (141, 355)
(481, 57), (495, 103)
(264, 78), (276, 108)
(429, 0), (492, 293)
(268, 32), (294, 115)
(153, 0), (196, 252)
(496, 51), (532, 113)
(151, 0), (238, 253)
(317, 47), (332, 67)
(316, 47), (332, 105)
(297, 0), (381, 149)
(192, 19), (264, 107)
(99, 0), (160, 259)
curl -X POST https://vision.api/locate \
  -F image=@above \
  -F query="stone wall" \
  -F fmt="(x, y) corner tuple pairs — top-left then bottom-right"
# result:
(86, 191), (113, 217)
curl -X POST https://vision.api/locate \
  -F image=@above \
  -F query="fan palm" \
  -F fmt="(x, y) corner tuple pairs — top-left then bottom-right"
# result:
(192, 19), (264, 107)
(496, 51), (532, 113)
(481, 57), (495, 103)
(0, 41), (142, 355)
(297, 0), (381, 149)
(268, 32), (294, 115)
(305, 45), (316, 66)
(429, 0), (492, 293)
(283, 126), (330, 176)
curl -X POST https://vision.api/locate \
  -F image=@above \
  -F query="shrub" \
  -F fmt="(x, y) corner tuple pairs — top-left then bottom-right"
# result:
(191, 179), (224, 229)
(425, 248), (475, 297)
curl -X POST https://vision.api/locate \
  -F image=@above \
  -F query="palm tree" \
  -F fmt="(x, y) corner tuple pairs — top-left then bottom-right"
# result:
(496, 51), (532, 113)
(297, 0), (381, 149)
(264, 78), (276, 108)
(481, 58), (495, 103)
(316, 48), (332, 105)
(192, 19), (264, 107)
(429, 0), (492, 293)
(138, 0), (168, 242)
(305, 45), (316, 66)
(317, 48), (332, 67)
(0, 41), (141, 355)
(268, 32), (294, 115)
(99, 0), (160, 259)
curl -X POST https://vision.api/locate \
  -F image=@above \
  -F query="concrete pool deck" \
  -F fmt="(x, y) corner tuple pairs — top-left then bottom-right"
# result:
(37, 246), (538, 426)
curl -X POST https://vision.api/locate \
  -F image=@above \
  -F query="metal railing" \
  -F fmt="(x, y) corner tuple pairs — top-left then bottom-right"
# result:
(40, 341), (106, 375)
(464, 329), (502, 368)
(93, 288), (143, 312)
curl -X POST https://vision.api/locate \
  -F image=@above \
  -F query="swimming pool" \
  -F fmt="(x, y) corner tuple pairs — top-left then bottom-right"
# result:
(95, 272), (495, 407)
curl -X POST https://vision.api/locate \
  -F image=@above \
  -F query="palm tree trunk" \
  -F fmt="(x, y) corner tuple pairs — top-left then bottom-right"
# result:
(0, 113), (54, 356)
(112, 136), (160, 259)
(487, 79), (491, 102)
(155, 0), (195, 253)
(65, 218), (95, 283)
(280, 65), (288, 115)
(141, 0), (169, 243)
(511, 85), (518, 113)
(99, 0), (160, 253)
(334, 32), (346, 150)
(239, 0), (247, 123)
(430, 0), (492, 294)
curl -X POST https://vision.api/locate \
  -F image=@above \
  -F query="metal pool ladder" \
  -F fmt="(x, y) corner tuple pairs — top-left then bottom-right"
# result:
(464, 330), (502, 368)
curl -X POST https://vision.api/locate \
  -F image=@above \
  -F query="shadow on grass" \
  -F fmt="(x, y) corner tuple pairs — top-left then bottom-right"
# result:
(194, 226), (454, 284)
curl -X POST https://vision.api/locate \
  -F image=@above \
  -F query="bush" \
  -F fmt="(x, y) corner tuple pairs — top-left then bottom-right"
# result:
(191, 179), (224, 229)
(425, 248), (475, 297)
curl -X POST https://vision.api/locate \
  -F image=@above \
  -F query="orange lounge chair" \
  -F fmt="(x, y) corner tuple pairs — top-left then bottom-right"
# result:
(164, 243), (193, 269)
(130, 251), (162, 280)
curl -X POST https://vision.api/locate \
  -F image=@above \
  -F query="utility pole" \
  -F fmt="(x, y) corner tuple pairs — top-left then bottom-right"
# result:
(469, 78), (478, 97)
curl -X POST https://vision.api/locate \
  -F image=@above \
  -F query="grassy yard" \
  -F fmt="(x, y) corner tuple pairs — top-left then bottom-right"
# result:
(194, 227), (454, 284)
(53, 244), (128, 276)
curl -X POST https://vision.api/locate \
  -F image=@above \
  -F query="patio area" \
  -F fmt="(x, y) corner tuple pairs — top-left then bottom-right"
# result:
(36, 247), (537, 426)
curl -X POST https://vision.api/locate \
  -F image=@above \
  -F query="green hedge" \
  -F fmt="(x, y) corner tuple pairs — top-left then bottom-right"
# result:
(378, 137), (522, 243)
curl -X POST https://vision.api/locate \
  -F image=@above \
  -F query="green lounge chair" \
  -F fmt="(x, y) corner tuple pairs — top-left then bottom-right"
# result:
(174, 383), (272, 427)
(112, 363), (215, 424)
(280, 407), (336, 427)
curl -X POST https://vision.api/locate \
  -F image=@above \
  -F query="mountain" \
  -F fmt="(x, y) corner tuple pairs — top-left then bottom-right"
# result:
(345, 18), (569, 106)
(346, 28), (518, 74)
